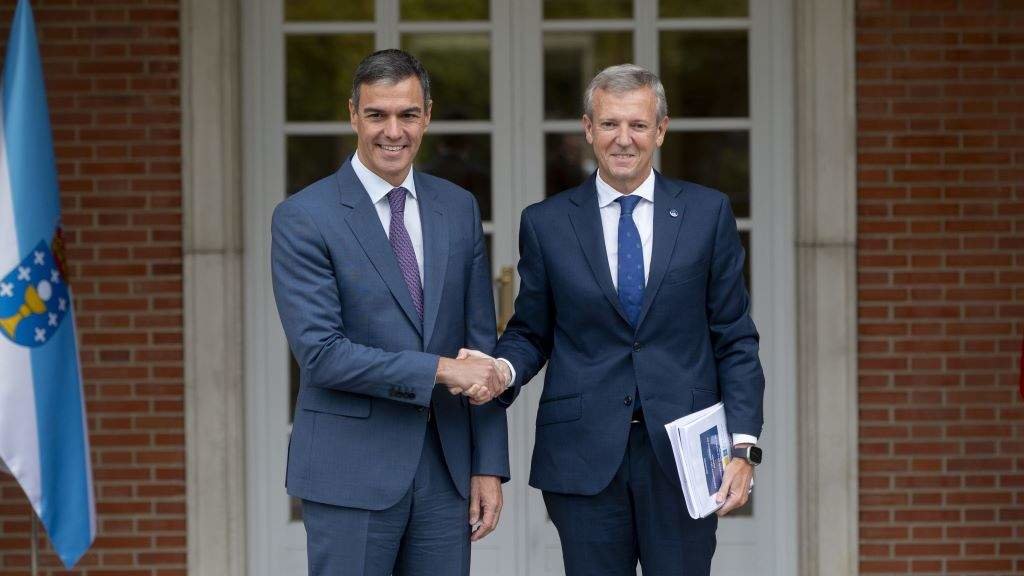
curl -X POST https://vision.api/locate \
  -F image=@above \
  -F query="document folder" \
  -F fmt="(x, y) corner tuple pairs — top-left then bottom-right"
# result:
(664, 402), (733, 519)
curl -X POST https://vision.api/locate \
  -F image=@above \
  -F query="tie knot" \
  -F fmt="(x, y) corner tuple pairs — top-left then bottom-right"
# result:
(388, 187), (408, 214)
(616, 195), (642, 216)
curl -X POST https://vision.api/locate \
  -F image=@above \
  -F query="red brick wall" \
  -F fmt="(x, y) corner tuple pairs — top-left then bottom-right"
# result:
(0, 1), (183, 574)
(857, 0), (1024, 574)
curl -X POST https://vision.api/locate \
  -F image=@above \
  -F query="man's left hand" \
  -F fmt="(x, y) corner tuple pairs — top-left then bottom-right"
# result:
(714, 444), (754, 517)
(469, 475), (503, 541)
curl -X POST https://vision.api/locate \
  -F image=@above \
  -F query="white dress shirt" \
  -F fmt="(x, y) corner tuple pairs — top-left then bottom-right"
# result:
(351, 153), (425, 282)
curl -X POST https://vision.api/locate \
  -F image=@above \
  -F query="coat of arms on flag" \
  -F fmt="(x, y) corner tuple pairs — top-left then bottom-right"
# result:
(0, 236), (70, 346)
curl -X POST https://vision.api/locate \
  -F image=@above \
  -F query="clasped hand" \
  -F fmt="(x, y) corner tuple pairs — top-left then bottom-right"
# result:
(436, 349), (512, 405)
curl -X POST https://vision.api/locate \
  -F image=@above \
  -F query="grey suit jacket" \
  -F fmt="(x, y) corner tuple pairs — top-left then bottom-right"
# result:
(271, 159), (509, 510)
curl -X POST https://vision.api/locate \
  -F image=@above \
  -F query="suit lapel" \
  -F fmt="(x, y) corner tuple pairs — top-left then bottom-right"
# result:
(635, 173), (686, 328)
(567, 175), (632, 326)
(415, 172), (448, 351)
(337, 161), (423, 336)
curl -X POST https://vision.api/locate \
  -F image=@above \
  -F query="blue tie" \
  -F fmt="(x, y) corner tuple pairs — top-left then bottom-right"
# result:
(616, 195), (644, 326)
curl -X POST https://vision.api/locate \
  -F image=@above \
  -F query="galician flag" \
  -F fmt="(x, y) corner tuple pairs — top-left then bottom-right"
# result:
(0, 0), (95, 568)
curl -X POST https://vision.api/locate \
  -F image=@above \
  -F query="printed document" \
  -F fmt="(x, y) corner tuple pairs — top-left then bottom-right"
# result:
(664, 402), (733, 519)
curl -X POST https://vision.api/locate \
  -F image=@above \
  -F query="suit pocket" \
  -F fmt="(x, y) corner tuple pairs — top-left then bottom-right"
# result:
(692, 388), (720, 413)
(662, 260), (708, 287)
(537, 394), (582, 426)
(299, 386), (372, 418)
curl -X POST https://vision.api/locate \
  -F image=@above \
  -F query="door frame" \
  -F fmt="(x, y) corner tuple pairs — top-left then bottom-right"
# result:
(181, 0), (858, 575)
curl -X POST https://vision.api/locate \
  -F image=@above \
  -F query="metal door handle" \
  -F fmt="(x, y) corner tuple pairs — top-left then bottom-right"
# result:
(496, 266), (514, 333)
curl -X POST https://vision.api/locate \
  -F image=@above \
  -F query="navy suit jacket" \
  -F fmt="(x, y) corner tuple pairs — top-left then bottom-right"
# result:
(495, 172), (764, 495)
(271, 160), (510, 511)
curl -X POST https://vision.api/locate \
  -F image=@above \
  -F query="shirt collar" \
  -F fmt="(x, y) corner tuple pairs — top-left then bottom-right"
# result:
(351, 152), (418, 205)
(595, 169), (655, 208)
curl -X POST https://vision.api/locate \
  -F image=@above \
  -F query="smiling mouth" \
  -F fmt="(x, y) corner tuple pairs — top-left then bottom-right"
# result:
(611, 153), (636, 160)
(378, 144), (407, 153)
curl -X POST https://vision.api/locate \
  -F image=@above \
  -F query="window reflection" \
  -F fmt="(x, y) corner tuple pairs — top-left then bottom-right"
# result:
(544, 0), (632, 19)
(286, 35), (375, 122)
(285, 0), (373, 21)
(544, 32), (632, 120)
(401, 0), (487, 21)
(660, 131), (749, 218)
(545, 133), (597, 197)
(659, 31), (748, 118)
(402, 34), (490, 121)
(418, 134), (492, 220)
(659, 0), (747, 18)
(286, 135), (359, 196)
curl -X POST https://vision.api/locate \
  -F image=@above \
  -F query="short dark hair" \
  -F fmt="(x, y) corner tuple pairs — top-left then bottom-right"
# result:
(350, 49), (431, 110)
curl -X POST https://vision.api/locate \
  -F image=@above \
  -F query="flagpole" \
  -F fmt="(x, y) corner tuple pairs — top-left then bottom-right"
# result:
(30, 509), (39, 576)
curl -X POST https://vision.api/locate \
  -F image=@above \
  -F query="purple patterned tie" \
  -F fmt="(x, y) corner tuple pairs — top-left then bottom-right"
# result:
(387, 187), (424, 321)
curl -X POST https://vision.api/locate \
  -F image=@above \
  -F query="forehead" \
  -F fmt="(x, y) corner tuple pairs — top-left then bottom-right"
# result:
(356, 76), (426, 109)
(590, 87), (658, 120)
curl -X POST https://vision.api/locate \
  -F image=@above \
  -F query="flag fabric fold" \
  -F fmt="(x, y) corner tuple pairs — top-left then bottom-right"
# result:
(0, 0), (95, 568)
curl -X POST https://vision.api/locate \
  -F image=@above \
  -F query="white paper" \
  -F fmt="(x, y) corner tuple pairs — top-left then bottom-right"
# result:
(664, 402), (733, 519)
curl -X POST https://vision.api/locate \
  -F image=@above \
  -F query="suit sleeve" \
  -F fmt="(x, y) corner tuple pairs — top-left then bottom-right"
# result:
(707, 196), (765, 437)
(464, 197), (511, 480)
(271, 200), (438, 407)
(494, 207), (555, 407)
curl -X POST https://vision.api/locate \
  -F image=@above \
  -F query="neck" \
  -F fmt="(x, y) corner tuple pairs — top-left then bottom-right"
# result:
(601, 170), (651, 195)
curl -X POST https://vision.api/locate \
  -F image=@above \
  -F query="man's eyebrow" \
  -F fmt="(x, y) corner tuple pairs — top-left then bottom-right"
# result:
(361, 106), (423, 115)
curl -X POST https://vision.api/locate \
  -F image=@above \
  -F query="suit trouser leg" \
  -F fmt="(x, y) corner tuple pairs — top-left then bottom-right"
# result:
(302, 420), (469, 576)
(393, 421), (470, 576)
(543, 422), (717, 576)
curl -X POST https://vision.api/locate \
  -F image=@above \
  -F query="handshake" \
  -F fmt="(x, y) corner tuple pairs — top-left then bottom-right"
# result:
(435, 349), (513, 405)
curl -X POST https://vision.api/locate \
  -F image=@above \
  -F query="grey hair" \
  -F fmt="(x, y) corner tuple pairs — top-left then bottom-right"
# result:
(350, 49), (431, 110)
(583, 64), (668, 122)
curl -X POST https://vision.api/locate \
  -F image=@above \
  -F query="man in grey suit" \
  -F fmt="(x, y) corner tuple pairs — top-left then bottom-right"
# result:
(271, 49), (509, 576)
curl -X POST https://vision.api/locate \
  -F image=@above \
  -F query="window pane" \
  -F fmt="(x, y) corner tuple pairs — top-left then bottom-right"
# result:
(660, 131), (749, 218)
(401, 0), (488, 21)
(286, 35), (375, 122)
(659, 31), (748, 118)
(545, 133), (596, 197)
(544, 32), (632, 120)
(544, 0), (632, 19)
(659, 0), (747, 18)
(418, 134), (492, 220)
(285, 0), (373, 21)
(287, 135), (359, 196)
(402, 34), (490, 121)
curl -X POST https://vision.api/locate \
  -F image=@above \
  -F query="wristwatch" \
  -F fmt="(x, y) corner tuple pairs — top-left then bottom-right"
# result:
(731, 445), (762, 466)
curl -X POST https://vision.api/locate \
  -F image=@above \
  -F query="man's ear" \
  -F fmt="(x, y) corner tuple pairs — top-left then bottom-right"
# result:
(655, 115), (669, 147)
(582, 114), (594, 144)
(348, 99), (357, 127)
(423, 99), (433, 127)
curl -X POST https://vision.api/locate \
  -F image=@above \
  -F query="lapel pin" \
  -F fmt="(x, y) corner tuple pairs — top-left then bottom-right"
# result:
(669, 209), (679, 218)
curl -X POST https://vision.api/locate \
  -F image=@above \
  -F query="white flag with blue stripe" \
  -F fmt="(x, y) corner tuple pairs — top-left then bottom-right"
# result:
(0, 0), (95, 568)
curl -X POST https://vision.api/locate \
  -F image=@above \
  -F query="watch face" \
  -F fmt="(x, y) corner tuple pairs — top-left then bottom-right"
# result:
(749, 446), (763, 464)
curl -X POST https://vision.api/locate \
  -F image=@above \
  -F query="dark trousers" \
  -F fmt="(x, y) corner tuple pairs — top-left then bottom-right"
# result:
(543, 421), (717, 576)
(302, 421), (470, 576)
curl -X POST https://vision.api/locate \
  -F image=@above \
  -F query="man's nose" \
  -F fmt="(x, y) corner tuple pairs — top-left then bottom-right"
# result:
(613, 124), (631, 146)
(384, 116), (402, 139)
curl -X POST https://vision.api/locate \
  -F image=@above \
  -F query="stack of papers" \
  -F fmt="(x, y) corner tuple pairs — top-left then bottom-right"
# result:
(665, 402), (732, 519)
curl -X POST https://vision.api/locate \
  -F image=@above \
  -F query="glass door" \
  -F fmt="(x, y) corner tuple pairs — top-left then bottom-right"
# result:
(245, 1), (795, 574)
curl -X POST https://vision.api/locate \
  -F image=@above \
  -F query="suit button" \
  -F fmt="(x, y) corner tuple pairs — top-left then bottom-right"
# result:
(632, 342), (641, 352)
(624, 396), (633, 406)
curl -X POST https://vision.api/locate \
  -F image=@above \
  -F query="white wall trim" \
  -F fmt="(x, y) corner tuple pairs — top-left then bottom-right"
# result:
(794, 0), (859, 574)
(182, 0), (246, 574)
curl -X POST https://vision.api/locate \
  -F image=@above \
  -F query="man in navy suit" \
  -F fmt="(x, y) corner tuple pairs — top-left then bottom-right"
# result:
(471, 64), (765, 575)
(271, 50), (509, 576)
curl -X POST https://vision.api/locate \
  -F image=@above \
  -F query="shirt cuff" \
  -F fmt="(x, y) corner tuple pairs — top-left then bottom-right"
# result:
(497, 358), (516, 389)
(732, 433), (759, 446)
